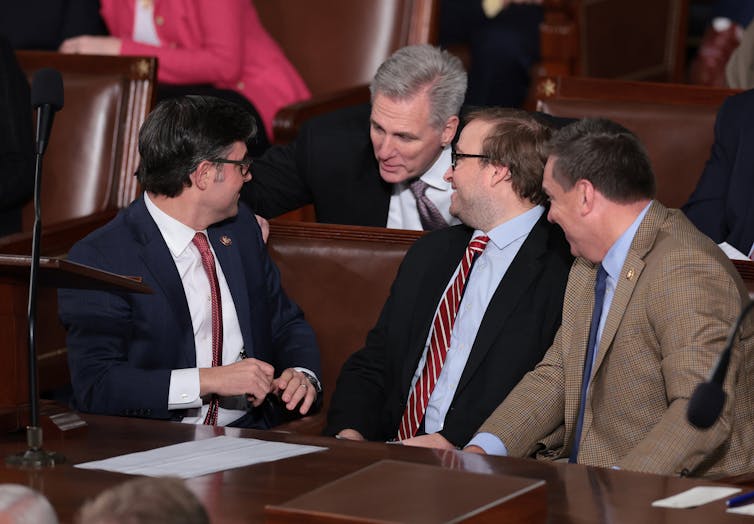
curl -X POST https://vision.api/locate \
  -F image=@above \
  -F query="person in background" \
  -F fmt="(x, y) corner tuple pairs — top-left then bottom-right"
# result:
(242, 45), (466, 231)
(0, 484), (58, 524)
(0, 0), (105, 50)
(58, 95), (321, 429)
(325, 108), (572, 449)
(0, 36), (34, 236)
(683, 88), (754, 255)
(59, 0), (310, 153)
(76, 477), (208, 524)
(467, 118), (754, 478)
(440, 0), (543, 108)
(689, 0), (754, 86)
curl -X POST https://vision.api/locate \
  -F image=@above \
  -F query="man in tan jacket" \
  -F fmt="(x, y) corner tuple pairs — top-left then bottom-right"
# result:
(466, 118), (754, 478)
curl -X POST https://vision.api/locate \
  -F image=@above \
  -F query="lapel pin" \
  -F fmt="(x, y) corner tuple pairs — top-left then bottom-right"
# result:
(626, 268), (635, 281)
(220, 235), (232, 246)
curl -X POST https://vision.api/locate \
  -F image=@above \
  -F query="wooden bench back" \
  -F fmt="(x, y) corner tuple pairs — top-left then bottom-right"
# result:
(535, 76), (739, 208)
(267, 221), (422, 409)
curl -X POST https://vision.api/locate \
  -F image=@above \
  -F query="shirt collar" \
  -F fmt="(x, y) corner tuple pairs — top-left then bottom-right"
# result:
(420, 146), (452, 191)
(601, 201), (652, 280)
(474, 205), (545, 251)
(144, 192), (203, 257)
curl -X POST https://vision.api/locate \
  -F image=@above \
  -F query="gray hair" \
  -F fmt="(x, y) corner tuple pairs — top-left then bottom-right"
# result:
(76, 477), (208, 524)
(370, 44), (467, 129)
(0, 484), (58, 524)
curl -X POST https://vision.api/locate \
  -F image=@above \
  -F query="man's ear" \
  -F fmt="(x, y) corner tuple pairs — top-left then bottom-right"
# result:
(489, 165), (511, 187)
(575, 179), (595, 215)
(191, 160), (214, 190)
(441, 115), (460, 147)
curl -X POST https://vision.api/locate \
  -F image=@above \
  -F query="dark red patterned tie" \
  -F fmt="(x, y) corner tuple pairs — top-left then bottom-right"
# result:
(409, 178), (449, 231)
(398, 235), (489, 440)
(192, 233), (223, 425)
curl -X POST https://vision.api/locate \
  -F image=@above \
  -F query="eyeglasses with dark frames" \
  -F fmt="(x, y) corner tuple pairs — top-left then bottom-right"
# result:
(210, 157), (253, 178)
(451, 150), (490, 171)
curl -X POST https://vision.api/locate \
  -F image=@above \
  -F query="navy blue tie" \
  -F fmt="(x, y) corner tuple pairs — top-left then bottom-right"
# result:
(569, 264), (608, 464)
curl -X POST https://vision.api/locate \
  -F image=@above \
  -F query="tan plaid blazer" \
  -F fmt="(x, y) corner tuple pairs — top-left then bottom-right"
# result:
(477, 201), (754, 477)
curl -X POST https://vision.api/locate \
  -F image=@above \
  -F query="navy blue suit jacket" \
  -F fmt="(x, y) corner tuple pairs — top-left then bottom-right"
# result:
(684, 89), (754, 254)
(58, 197), (320, 426)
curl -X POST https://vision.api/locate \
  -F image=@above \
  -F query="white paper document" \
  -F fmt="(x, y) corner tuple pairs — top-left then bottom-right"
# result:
(728, 503), (754, 515)
(719, 242), (750, 261)
(75, 435), (326, 478)
(652, 486), (741, 509)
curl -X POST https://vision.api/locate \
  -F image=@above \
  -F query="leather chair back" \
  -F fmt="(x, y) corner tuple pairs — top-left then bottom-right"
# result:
(15, 51), (156, 231)
(255, 0), (438, 96)
(535, 76), (739, 208)
(540, 0), (688, 82)
(267, 221), (423, 409)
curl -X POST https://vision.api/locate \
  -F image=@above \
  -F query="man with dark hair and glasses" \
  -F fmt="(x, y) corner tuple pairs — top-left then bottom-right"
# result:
(325, 108), (572, 449)
(59, 95), (321, 429)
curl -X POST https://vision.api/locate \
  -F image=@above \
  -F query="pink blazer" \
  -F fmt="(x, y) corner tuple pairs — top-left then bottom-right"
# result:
(100, 0), (310, 139)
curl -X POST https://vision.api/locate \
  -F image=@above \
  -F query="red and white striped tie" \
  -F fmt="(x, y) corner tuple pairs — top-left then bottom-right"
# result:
(193, 233), (223, 426)
(398, 235), (489, 440)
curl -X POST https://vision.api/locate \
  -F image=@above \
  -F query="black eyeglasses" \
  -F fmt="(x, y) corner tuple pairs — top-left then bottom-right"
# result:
(210, 157), (252, 178)
(451, 150), (490, 171)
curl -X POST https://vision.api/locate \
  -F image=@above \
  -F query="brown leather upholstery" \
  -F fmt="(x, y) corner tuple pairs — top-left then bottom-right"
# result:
(15, 51), (156, 231)
(267, 221), (423, 434)
(539, 0), (688, 82)
(534, 76), (739, 208)
(267, 221), (423, 415)
(255, 0), (439, 143)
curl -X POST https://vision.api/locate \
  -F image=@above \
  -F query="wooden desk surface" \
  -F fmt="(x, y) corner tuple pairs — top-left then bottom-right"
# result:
(0, 415), (749, 523)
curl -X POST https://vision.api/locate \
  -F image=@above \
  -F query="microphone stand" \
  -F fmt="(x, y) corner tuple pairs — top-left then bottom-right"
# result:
(6, 108), (64, 468)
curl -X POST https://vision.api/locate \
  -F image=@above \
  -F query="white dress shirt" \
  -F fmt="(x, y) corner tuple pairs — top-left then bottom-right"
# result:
(144, 193), (248, 426)
(133, 2), (161, 45)
(386, 147), (462, 230)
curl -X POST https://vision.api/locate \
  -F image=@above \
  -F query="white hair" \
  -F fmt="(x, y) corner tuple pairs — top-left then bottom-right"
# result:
(0, 484), (58, 524)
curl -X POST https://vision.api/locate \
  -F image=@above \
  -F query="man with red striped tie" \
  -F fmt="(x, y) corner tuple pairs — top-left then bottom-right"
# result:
(324, 108), (573, 450)
(59, 96), (321, 429)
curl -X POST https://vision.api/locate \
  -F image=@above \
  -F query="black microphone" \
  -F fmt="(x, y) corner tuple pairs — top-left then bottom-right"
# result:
(5, 67), (67, 468)
(687, 299), (754, 429)
(13, 67), (65, 466)
(30, 68), (64, 156)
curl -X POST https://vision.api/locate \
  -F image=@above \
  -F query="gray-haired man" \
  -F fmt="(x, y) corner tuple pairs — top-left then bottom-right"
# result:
(241, 45), (468, 231)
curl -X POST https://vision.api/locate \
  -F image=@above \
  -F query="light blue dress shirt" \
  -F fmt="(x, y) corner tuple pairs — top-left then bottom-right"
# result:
(411, 206), (545, 434)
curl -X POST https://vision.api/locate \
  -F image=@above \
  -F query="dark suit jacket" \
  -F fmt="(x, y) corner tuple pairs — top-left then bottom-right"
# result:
(241, 103), (392, 226)
(683, 88), (754, 254)
(58, 198), (320, 427)
(0, 0), (106, 50)
(0, 36), (33, 236)
(324, 214), (573, 446)
(241, 104), (574, 227)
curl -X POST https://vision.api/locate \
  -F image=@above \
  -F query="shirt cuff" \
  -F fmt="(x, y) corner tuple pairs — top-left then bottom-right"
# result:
(168, 368), (202, 410)
(294, 367), (322, 393)
(466, 432), (509, 456)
